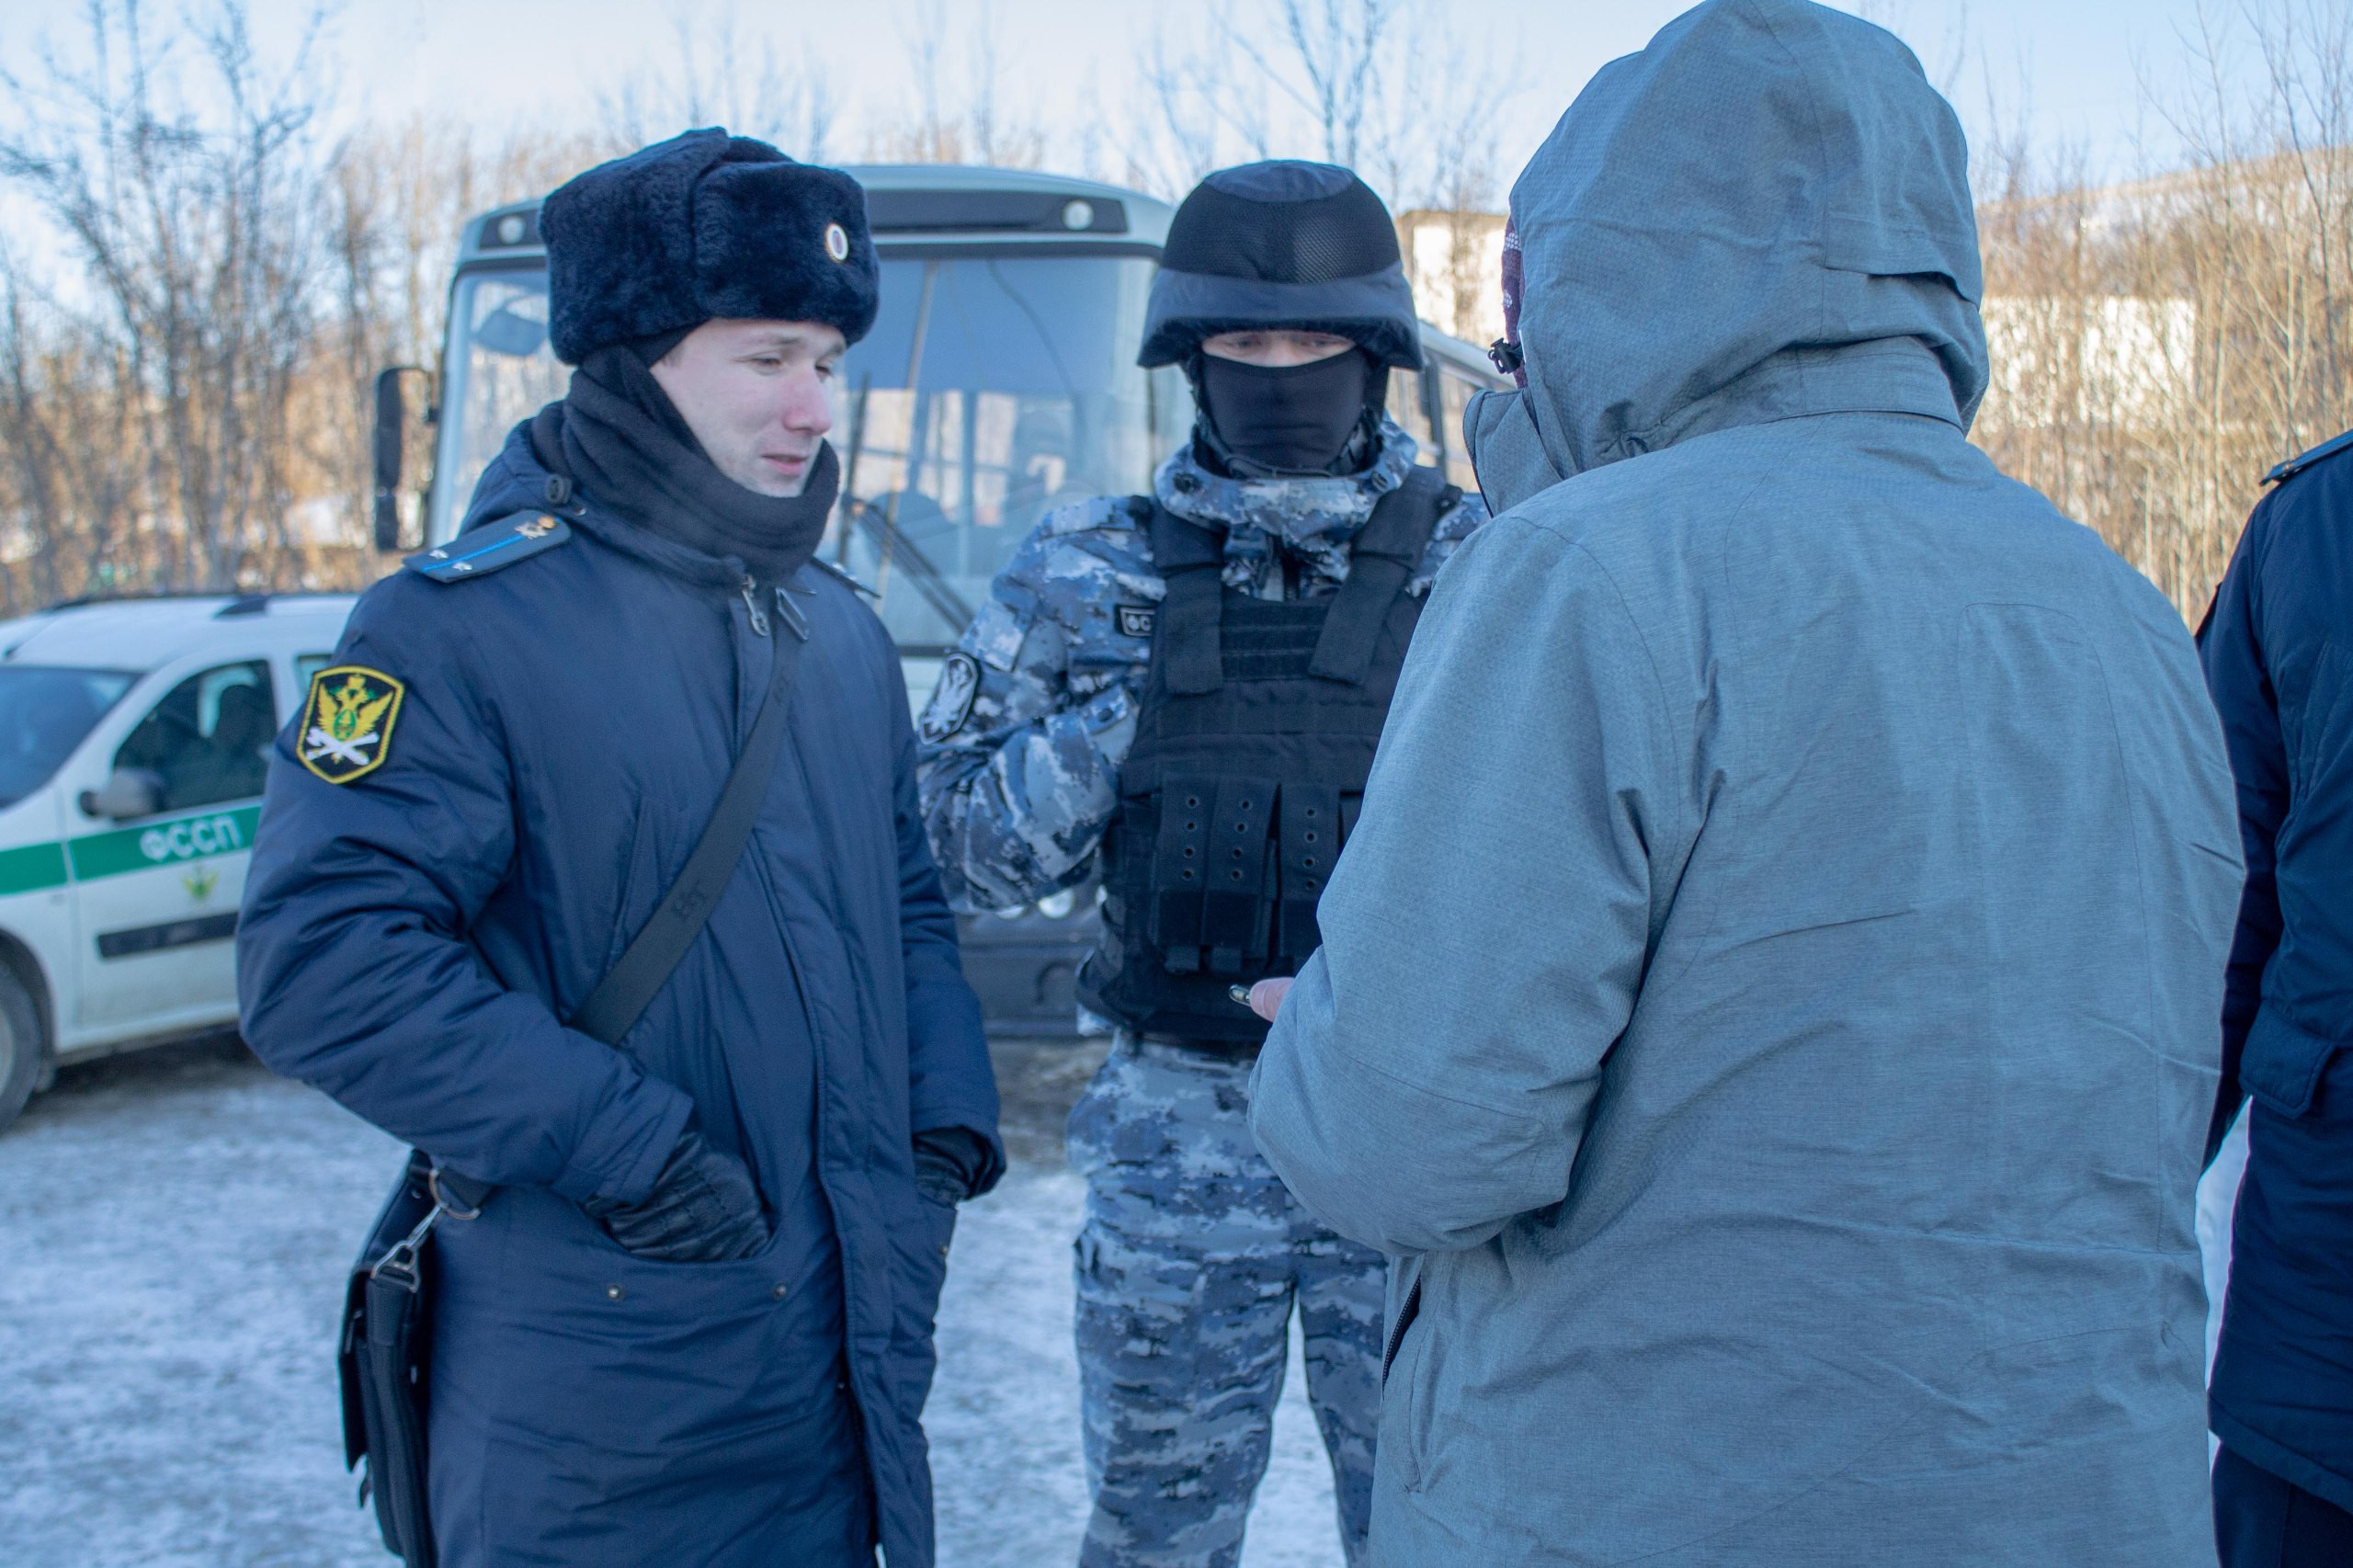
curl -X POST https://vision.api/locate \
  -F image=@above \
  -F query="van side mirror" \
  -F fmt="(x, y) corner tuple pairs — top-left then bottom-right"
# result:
(372, 368), (407, 551)
(78, 768), (164, 822)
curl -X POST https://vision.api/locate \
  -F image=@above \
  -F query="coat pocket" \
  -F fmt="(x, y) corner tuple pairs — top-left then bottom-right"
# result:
(890, 1194), (960, 1413)
(1382, 1273), (1436, 1495)
(439, 1208), (829, 1461)
(1381, 1260), (1423, 1382)
(2241, 1006), (2343, 1119)
(893, 1195), (959, 1340)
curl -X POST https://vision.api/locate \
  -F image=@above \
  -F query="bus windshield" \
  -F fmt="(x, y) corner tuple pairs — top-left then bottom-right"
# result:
(430, 254), (1192, 653)
(832, 255), (1187, 650)
(429, 271), (566, 544)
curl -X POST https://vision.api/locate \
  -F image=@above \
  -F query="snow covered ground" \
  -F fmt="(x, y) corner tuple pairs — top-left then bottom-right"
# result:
(0, 1035), (1347, 1568)
(2199, 1107), (2250, 1376)
(0, 1031), (2256, 1568)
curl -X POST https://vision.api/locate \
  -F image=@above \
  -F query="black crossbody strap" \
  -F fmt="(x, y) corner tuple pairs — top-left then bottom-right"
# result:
(424, 588), (812, 1218)
(570, 590), (811, 1046)
(1308, 466), (1455, 685)
(1148, 497), (1230, 697)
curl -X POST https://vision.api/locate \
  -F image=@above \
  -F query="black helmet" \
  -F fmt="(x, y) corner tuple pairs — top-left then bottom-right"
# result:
(1139, 161), (1423, 370)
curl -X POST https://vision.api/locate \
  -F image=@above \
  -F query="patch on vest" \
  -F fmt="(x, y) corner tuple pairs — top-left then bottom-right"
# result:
(1117, 605), (1155, 639)
(919, 652), (982, 743)
(298, 665), (404, 784)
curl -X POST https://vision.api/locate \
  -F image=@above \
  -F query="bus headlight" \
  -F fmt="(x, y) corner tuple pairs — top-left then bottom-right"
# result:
(1036, 889), (1076, 919)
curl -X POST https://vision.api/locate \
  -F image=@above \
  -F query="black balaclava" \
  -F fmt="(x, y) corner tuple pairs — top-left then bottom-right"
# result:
(1191, 347), (1380, 479)
(529, 337), (836, 598)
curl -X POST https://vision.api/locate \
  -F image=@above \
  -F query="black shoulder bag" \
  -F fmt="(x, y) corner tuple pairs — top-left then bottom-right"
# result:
(336, 594), (812, 1567)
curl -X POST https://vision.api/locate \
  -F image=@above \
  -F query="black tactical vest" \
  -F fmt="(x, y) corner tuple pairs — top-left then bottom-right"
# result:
(1077, 466), (1458, 1040)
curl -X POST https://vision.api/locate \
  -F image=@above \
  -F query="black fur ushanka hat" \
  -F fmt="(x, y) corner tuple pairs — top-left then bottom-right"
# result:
(540, 128), (880, 365)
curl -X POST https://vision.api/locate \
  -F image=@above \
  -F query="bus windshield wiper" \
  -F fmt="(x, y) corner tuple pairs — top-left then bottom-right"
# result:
(841, 496), (972, 631)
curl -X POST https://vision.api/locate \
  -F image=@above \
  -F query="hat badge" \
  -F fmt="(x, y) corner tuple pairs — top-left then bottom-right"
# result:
(824, 222), (849, 262)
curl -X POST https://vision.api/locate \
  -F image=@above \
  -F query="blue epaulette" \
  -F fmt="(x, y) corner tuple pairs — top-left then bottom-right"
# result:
(808, 557), (880, 598)
(404, 513), (573, 582)
(2264, 428), (2353, 487)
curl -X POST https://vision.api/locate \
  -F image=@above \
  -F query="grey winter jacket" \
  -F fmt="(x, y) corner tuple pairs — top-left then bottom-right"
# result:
(1248, 3), (2244, 1563)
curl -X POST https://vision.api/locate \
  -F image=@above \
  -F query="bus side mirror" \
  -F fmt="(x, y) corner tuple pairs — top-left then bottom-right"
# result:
(372, 368), (407, 551)
(79, 768), (163, 822)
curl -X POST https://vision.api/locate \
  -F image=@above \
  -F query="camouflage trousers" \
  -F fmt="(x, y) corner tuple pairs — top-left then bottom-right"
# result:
(1067, 1035), (1385, 1568)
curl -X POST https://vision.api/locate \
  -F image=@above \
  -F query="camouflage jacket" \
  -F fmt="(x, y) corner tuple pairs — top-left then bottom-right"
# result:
(917, 417), (1487, 912)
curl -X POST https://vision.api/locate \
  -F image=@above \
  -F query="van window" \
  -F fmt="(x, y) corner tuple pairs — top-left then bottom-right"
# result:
(114, 661), (277, 813)
(294, 653), (334, 687)
(0, 666), (137, 810)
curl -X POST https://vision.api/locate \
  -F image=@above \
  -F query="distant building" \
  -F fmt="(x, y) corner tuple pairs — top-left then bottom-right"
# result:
(1397, 209), (1507, 351)
(1973, 150), (2352, 439)
(1980, 295), (2198, 429)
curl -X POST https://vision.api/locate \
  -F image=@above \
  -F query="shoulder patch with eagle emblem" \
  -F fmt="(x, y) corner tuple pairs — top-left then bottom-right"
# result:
(919, 653), (982, 744)
(299, 666), (404, 784)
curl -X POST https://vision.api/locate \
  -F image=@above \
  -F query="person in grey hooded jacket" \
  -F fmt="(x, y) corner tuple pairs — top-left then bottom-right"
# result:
(1245, 2), (2244, 1563)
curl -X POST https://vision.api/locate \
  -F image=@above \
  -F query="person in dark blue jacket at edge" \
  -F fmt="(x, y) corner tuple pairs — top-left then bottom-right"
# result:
(235, 130), (1003, 1568)
(2201, 425), (2353, 1567)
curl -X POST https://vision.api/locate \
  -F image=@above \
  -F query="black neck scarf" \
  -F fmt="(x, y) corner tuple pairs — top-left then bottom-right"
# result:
(530, 347), (836, 595)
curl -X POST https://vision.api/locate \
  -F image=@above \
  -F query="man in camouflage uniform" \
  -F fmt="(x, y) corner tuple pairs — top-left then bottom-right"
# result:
(918, 162), (1484, 1568)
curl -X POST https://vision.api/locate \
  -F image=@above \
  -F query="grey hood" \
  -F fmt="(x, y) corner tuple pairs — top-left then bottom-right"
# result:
(1469, 0), (1988, 511)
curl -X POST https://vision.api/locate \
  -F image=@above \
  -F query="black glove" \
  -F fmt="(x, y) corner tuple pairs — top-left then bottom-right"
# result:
(913, 1126), (995, 1208)
(581, 1128), (769, 1262)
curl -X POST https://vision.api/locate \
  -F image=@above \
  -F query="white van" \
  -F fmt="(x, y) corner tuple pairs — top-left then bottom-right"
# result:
(0, 592), (357, 1131)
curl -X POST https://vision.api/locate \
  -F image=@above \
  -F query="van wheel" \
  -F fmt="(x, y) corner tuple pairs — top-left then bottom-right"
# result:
(0, 970), (43, 1134)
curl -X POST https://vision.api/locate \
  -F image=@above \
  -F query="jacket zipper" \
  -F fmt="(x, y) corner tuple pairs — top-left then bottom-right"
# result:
(741, 574), (770, 637)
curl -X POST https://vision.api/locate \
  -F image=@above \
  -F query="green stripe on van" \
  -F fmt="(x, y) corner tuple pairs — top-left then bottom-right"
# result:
(0, 802), (261, 897)
(0, 841), (69, 895)
(67, 805), (261, 881)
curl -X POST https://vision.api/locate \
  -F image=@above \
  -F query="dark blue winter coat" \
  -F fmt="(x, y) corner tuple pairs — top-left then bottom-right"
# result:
(2201, 428), (2353, 1516)
(237, 427), (1000, 1567)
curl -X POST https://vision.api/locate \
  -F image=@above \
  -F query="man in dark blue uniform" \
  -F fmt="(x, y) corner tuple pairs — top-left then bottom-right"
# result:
(2201, 426), (2353, 1566)
(236, 130), (1001, 1568)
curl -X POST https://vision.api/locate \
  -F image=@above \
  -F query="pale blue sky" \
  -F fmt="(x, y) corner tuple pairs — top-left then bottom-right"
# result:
(0, 1), (2297, 198)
